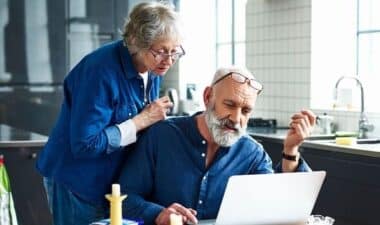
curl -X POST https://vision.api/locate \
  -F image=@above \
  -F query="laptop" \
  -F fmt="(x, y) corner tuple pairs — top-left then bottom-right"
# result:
(198, 171), (326, 225)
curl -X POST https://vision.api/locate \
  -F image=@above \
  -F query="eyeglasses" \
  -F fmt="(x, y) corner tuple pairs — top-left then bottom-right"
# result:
(149, 45), (185, 62)
(213, 72), (263, 94)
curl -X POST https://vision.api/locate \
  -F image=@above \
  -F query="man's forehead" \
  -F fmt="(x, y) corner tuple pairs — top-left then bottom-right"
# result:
(212, 66), (255, 84)
(214, 82), (257, 104)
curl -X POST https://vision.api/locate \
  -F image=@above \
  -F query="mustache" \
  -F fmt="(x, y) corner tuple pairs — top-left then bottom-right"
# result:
(218, 117), (242, 132)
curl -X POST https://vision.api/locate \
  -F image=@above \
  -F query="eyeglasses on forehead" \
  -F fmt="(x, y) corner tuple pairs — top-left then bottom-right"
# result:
(149, 45), (185, 61)
(213, 72), (263, 94)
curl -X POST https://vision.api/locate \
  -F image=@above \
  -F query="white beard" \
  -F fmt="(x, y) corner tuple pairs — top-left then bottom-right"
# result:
(204, 108), (246, 147)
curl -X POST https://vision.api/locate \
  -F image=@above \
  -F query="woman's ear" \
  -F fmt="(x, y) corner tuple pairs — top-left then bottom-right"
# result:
(203, 86), (213, 106)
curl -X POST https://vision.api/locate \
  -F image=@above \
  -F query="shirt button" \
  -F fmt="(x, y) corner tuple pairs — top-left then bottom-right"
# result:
(202, 140), (206, 144)
(201, 153), (206, 157)
(198, 200), (203, 204)
(203, 176), (207, 180)
(128, 113), (132, 116)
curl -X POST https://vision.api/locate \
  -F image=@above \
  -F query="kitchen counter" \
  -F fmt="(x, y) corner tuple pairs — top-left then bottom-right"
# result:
(0, 124), (48, 147)
(247, 127), (380, 158)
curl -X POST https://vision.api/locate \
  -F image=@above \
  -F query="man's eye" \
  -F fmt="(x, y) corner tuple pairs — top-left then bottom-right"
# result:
(224, 103), (234, 108)
(243, 109), (252, 114)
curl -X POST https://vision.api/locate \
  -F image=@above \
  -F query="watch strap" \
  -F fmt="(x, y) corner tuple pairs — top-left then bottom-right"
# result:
(282, 151), (299, 161)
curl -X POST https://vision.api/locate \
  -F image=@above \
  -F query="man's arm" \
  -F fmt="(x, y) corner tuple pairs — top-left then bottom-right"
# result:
(119, 129), (164, 224)
(119, 125), (198, 225)
(281, 109), (316, 172)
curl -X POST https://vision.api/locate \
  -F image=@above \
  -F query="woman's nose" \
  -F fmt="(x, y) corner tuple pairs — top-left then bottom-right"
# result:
(161, 55), (173, 65)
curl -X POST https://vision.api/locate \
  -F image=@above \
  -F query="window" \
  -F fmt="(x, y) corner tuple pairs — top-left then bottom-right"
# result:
(179, 0), (247, 104)
(216, 0), (247, 67)
(311, 0), (380, 112)
(356, 0), (380, 112)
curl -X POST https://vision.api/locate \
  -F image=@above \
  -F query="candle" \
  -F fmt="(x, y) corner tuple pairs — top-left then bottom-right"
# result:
(112, 184), (120, 196)
(170, 214), (182, 225)
(106, 183), (126, 225)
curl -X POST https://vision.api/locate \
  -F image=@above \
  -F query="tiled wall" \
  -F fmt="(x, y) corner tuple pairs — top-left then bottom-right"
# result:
(246, 0), (380, 136)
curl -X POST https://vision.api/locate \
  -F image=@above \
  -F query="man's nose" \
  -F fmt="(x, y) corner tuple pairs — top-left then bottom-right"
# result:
(229, 110), (241, 124)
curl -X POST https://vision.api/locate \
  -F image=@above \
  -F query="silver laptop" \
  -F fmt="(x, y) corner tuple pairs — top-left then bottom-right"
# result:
(198, 171), (326, 225)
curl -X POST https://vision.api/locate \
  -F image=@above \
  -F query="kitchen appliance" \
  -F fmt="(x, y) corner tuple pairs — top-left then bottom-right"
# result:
(248, 118), (277, 128)
(164, 88), (179, 115)
(316, 114), (334, 134)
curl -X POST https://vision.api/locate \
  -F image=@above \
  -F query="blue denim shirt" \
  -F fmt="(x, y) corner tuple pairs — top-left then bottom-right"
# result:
(119, 114), (311, 225)
(36, 40), (162, 204)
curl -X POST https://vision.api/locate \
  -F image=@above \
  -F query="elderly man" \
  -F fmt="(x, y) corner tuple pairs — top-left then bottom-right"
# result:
(119, 66), (316, 225)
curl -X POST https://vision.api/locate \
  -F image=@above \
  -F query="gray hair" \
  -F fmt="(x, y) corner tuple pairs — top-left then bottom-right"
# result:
(122, 2), (183, 54)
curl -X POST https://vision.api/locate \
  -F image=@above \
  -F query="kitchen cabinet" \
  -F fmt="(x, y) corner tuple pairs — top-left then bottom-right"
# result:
(300, 148), (380, 225)
(252, 134), (380, 225)
(0, 0), (128, 135)
(0, 147), (51, 225)
(0, 124), (50, 225)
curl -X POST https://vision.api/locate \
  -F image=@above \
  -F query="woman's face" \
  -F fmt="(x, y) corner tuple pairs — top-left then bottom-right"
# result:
(142, 39), (184, 75)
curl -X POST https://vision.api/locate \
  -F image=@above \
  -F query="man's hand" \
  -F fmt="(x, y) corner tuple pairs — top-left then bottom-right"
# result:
(155, 203), (198, 225)
(132, 96), (173, 131)
(284, 109), (316, 154)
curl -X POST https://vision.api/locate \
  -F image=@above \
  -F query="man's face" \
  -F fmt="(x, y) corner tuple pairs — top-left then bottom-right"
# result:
(205, 75), (258, 146)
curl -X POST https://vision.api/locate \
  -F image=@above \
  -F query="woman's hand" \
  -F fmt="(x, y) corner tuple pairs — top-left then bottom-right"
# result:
(132, 96), (173, 131)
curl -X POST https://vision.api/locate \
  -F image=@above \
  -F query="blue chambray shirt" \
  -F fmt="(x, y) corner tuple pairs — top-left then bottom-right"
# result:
(119, 113), (311, 225)
(36, 40), (162, 204)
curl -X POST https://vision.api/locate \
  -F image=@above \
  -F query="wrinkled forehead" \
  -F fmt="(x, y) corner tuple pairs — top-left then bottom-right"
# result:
(213, 79), (257, 104)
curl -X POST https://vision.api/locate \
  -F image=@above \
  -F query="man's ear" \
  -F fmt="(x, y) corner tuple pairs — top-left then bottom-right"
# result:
(203, 86), (213, 106)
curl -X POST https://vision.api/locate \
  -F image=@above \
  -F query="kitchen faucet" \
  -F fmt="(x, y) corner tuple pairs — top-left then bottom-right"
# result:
(334, 76), (374, 139)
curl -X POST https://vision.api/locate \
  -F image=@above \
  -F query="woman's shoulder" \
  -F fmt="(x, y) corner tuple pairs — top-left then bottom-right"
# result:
(66, 40), (124, 82)
(81, 40), (122, 67)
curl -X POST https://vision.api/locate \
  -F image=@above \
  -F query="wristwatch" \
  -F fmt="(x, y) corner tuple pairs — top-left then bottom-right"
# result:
(282, 151), (299, 161)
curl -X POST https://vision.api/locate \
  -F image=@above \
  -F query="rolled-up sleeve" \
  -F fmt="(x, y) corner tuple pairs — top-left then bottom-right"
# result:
(68, 63), (121, 158)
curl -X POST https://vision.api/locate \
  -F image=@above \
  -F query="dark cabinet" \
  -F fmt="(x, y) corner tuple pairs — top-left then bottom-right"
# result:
(253, 135), (380, 225)
(300, 148), (380, 225)
(255, 137), (283, 164)
(0, 146), (51, 225)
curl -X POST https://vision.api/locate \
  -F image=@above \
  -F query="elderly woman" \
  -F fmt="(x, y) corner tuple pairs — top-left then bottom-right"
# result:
(36, 2), (185, 225)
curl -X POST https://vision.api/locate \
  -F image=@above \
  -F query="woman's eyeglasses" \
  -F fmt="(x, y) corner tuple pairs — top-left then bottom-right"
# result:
(149, 45), (185, 62)
(213, 72), (263, 94)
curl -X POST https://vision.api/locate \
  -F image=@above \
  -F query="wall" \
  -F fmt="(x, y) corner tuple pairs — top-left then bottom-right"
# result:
(246, 0), (380, 136)
(246, 0), (311, 126)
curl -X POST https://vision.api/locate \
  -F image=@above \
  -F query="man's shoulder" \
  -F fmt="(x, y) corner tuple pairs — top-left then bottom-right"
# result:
(235, 134), (264, 151)
(147, 116), (193, 133)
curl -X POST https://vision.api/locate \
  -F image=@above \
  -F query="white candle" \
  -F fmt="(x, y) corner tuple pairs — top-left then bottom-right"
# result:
(170, 214), (182, 225)
(112, 183), (120, 196)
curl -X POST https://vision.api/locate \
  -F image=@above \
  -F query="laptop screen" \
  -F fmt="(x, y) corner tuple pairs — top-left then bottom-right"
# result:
(199, 171), (326, 225)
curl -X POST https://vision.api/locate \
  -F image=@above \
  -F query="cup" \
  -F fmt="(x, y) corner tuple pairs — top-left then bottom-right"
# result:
(307, 215), (335, 225)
